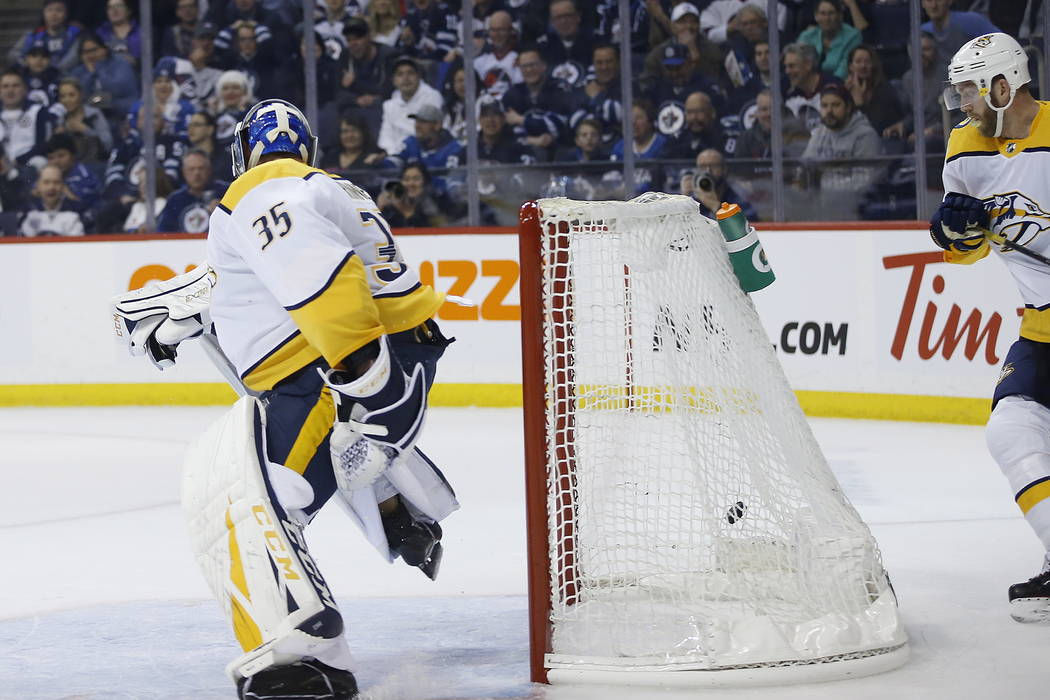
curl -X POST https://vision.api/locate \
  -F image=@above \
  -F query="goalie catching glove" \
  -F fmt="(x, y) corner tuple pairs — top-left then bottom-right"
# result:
(321, 336), (428, 490)
(112, 265), (214, 370)
(930, 192), (990, 252)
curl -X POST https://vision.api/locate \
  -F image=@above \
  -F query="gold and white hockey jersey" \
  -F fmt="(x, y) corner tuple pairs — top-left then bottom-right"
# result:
(206, 158), (444, 391)
(943, 101), (1050, 342)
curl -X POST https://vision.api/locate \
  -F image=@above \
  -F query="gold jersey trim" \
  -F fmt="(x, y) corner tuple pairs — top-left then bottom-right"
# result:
(220, 158), (327, 211)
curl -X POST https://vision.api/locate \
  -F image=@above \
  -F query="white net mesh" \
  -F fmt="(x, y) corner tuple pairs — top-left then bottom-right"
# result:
(535, 195), (906, 675)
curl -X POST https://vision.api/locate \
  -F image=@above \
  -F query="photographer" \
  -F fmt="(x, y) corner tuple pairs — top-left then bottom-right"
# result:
(680, 148), (758, 220)
(377, 163), (452, 228)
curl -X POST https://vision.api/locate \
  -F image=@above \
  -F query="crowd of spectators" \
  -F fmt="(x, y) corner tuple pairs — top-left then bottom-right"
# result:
(0, 0), (1032, 234)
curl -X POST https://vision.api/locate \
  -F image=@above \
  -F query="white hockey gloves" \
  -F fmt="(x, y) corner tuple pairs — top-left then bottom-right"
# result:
(112, 265), (214, 370)
(320, 336), (428, 490)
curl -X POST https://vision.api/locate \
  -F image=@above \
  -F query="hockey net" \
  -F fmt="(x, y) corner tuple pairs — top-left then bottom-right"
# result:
(518, 195), (907, 686)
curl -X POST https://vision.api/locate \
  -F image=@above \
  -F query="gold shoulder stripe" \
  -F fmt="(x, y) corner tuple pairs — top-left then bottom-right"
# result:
(220, 158), (327, 211)
(945, 118), (998, 161)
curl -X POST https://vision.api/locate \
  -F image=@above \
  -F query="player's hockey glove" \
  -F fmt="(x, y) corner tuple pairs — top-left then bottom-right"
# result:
(321, 337), (428, 489)
(930, 192), (990, 252)
(111, 266), (214, 370)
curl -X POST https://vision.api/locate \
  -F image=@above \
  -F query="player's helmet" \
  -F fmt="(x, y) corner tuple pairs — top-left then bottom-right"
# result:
(943, 33), (1030, 137)
(230, 99), (319, 178)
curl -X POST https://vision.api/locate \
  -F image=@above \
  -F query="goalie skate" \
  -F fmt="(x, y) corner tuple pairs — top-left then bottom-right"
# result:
(1009, 569), (1050, 623)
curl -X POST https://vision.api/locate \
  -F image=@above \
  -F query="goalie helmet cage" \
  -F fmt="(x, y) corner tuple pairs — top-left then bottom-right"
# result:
(518, 196), (908, 688)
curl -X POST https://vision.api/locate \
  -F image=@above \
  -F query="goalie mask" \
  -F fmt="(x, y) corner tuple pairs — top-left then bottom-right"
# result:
(943, 32), (1030, 138)
(231, 98), (319, 178)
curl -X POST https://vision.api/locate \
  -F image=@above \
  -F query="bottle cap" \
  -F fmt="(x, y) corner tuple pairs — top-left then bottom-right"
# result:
(715, 202), (740, 220)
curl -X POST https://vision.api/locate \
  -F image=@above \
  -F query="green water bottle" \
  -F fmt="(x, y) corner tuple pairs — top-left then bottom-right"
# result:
(716, 202), (775, 293)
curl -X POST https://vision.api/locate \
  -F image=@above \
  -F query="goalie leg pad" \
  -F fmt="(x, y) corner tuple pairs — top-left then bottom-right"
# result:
(182, 396), (354, 681)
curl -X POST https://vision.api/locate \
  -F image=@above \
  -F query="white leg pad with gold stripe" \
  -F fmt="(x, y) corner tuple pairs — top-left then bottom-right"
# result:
(987, 395), (1050, 550)
(181, 395), (354, 682)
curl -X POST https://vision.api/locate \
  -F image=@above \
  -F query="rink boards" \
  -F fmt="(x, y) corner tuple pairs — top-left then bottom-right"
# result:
(0, 224), (1021, 423)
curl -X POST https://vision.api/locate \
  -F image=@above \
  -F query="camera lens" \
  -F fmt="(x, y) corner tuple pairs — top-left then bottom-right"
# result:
(695, 173), (714, 192)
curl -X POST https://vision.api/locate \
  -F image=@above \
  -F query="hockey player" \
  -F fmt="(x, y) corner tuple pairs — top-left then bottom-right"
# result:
(929, 32), (1050, 622)
(111, 99), (458, 698)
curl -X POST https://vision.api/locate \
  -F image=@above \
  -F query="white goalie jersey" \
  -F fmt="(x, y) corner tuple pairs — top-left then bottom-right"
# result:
(942, 102), (1050, 342)
(206, 158), (444, 391)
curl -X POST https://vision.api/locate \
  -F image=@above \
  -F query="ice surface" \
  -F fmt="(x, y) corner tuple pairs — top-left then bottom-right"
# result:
(0, 407), (1046, 699)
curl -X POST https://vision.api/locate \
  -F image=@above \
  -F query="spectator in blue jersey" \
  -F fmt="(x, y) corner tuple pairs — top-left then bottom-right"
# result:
(921, 0), (1000, 68)
(503, 47), (574, 161)
(723, 6), (770, 114)
(12, 0), (81, 72)
(537, 0), (596, 88)
(70, 33), (139, 123)
(0, 69), (54, 172)
(157, 150), (228, 233)
(212, 0), (288, 59)
(127, 58), (196, 140)
(610, 99), (669, 196)
(392, 103), (464, 173)
(573, 44), (623, 146)
(97, 0), (141, 67)
(161, 0), (206, 59)
(50, 78), (113, 166)
(19, 163), (84, 237)
(44, 134), (100, 217)
(19, 45), (61, 107)
(670, 91), (727, 159)
(186, 111), (233, 181)
(221, 21), (278, 95)
(680, 148), (757, 220)
(796, 0), (861, 81)
(399, 0), (459, 61)
(645, 42), (727, 139)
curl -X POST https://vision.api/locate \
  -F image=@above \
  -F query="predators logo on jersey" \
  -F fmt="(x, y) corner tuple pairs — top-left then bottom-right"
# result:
(987, 191), (1050, 248)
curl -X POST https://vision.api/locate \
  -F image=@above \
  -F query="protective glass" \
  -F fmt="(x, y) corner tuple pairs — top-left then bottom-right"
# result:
(942, 81), (983, 110)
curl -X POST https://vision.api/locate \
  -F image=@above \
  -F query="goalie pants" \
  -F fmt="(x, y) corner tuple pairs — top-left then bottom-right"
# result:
(261, 318), (453, 518)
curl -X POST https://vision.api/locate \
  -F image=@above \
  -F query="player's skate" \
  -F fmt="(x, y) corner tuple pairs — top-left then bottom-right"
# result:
(237, 659), (358, 699)
(383, 498), (443, 580)
(1008, 560), (1050, 623)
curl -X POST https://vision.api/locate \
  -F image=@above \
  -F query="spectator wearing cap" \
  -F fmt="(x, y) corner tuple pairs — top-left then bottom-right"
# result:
(642, 3), (725, 92)
(19, 164), (84, 237)
(700, 0), (787, 45)
(18, 45), (62, 107)
(315, 0), (367, 60)
(610, 99), (669, 197)
(97, 0), (142, 66)
(127, 58), (196, 139)
(182, 25), (223, 112)
(474, 10), (523, 100)
(161, 0), (206, 59)
(921, 0), (1000, 69)
(796, 0), (861, 81)
(399, 0), (459, 61)
(799, 82), (881, 193)
(49, 77), (113, 165)
(391, 103), (464, 172)
(45, 133), (100, 216)
(70, 33), (140, 121)
(337, 17), (398, 131)
(157, 150), (228, 233)
(669, 91), (727, 159)
(643, 42), (727, 139)
(367, 0), (403, 47)
(12, 0), (81, 72)
(0, 69), (55, 173)
(536, 0), (596, 88)
(782, 41), (842, 133)
(377, 57), (443, 155)
(477, 98), (533, 165)
(210, 70), (254, 147)
(502, 47), (574, 160)
(573, 44), (623, 146)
